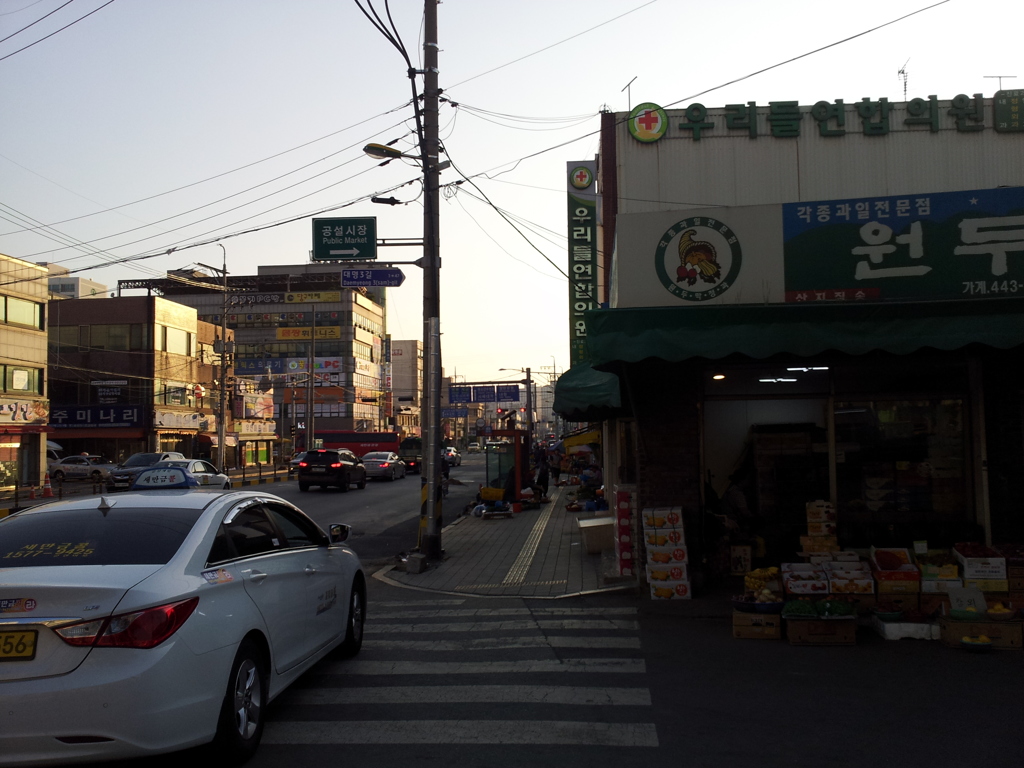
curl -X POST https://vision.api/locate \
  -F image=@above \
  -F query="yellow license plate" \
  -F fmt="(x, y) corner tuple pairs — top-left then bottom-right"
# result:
(0, 630), (37, 661)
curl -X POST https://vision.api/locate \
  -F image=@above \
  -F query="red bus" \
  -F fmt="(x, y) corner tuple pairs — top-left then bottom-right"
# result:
(313, 431), (401, 457)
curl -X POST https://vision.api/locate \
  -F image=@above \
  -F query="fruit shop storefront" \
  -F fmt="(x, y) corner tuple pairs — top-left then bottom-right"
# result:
(583, 299), (1024, 573)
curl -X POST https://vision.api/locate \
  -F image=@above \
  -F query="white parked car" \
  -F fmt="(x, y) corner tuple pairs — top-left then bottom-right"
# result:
(0, 489), (365, 765)
(47, 455), (116, 484)
(155, 459), (232, 489)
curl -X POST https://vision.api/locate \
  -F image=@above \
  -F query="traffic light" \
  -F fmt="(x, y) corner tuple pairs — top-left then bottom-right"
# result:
(519, 407), (526, 413)
(496, 407), (504, 415)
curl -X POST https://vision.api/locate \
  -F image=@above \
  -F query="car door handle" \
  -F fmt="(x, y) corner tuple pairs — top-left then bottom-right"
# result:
(248, 570), (268, 583)
(304, 565), (317, 575)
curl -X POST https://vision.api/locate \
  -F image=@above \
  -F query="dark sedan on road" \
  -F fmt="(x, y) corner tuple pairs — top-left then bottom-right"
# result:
(362, 451), (407, 481)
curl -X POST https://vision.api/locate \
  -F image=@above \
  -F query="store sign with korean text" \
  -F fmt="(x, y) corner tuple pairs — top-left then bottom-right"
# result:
(154, 410), (205, 430)
(783, 186), (1024, 302)
(51, 405), (142, 429)
(567, 160), (598, 366)
(235, 419), (276, 436)
(627, 91), (1023, 144)
(1, 398), (49, 424)
(275, 326), (342, 340)
(228, 291), (342, 307)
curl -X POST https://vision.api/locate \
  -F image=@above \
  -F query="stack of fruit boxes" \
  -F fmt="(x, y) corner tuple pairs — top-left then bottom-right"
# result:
(642, 507), (689, 599)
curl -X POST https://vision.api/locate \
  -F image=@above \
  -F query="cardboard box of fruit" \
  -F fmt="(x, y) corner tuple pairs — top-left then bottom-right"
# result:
(870, 547), (921, 581)
(914, 549), (960, 580)
(954, 543), (1007, 580)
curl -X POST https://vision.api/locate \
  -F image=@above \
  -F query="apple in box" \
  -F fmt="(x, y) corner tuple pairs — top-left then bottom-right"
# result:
(650, 579), (691, 600)
(647, 544), (687, 564)
(646, 529), (684, 547)
(647, 562), (688, 582)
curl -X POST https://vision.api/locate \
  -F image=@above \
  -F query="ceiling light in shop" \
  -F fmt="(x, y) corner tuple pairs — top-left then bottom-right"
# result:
(712, 374), (725, 380)
(786, 367), (829, 372)
(758, 378), (798, 383)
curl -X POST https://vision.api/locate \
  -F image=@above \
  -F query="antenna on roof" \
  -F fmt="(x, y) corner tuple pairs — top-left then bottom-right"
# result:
(898, 58), (910, 101)
(985, 75), (1017, 92)
(621, 76), (638, 111)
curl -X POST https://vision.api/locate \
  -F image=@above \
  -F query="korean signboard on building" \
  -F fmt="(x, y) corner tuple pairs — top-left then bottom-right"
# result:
(567, 160), (598, 366)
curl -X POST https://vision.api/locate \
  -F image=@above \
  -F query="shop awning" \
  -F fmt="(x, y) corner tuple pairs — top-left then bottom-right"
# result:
(562, 429), (601, 448)
(552, 364), (624, 421)
(50, 428), (144, 439)
(584, 298), (1024, 367)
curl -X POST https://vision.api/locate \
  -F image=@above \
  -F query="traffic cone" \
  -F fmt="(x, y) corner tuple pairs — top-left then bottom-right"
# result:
(42, 473), (54, 498)
(28, 484), (36, 500)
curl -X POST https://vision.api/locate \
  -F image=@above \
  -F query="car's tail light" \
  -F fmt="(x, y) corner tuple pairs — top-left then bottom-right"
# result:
(379, 463), (388, 468)
(298, 461), (308, 468)
(330, 462), (342, 468)
(55, 597), (199, 649)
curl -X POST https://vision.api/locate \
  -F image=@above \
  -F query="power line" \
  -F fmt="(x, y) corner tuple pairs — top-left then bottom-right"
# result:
(0, 0), (117, 64)
(0, 0), (76, 45)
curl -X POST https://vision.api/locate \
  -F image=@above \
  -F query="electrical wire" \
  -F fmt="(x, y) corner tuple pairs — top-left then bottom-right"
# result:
(445, 0), (660, 91)
(0, 0), (76, 45)
(0, 0), (117, 63)
(0, 102), (414, 234)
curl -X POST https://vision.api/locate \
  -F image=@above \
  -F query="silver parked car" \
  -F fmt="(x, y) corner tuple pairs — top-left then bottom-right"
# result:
(155, 459), (232, 490)
(361, 451), (407, 481)
(48, 455), (117, 484)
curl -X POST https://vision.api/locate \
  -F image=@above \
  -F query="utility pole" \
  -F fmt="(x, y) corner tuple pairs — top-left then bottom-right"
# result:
(216, 245), (228, 471)
(525, 367), (533, 448)
(421, 0), (443, 561)
(305, 304), (316, 451)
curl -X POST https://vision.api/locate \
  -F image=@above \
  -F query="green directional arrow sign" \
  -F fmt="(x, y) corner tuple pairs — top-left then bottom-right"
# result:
(312, 217), (377, 261)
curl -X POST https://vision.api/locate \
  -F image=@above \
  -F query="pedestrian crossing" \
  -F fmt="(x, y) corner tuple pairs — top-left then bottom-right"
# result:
(263, 597), (659, 750)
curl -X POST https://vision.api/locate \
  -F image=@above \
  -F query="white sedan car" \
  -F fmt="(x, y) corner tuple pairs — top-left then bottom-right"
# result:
(154, 458), (232, 489)
(0, 489), (365, 766)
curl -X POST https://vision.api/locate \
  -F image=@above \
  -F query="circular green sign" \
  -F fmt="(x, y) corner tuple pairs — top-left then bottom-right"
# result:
(569, 166), (593, 190)
(654, 217), (742, 302)
(628, 102), (668, 143)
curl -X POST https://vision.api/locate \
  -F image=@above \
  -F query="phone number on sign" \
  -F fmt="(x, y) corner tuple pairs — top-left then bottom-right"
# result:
(963, 280), (1021, 295)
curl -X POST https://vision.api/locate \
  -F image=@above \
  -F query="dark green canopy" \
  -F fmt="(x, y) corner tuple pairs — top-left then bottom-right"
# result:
(584, 299), (1024, 367)
(553, 362), (623, 421)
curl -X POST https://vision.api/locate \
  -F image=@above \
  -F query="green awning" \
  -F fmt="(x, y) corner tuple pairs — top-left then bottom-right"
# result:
(553, 363), (623, 421)
(585, 299), (1024, 367)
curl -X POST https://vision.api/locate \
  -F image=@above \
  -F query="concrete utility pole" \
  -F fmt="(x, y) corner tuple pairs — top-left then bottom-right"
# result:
(420, 0), (443, 561)
(305, 304), (316, 451)
(216, 245), (228, 471)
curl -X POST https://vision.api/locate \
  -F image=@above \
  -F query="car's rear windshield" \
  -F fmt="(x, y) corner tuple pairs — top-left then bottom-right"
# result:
(363, 452), (389, 460)
(0, 507), (203, 567)
(304, 451), (339, 465)
(122, 453), (163, 467)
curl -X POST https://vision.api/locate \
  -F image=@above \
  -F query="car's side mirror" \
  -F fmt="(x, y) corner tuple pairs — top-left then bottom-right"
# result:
(329, 524), (351, 544)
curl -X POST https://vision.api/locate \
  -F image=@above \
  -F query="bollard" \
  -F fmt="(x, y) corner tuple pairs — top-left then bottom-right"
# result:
(258, 463), (263, 483)
(241, 464), (246, 484)
(58, 477), (63, 500)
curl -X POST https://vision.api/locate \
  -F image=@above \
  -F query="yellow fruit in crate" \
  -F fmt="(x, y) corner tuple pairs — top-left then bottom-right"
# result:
(979, 635), (991, 642)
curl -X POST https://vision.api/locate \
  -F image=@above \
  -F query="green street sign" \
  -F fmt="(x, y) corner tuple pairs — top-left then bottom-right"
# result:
(312, 217), (377, 261)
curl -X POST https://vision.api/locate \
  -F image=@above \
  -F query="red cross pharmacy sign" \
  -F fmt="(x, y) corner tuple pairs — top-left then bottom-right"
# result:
(628, 102), (668, 143)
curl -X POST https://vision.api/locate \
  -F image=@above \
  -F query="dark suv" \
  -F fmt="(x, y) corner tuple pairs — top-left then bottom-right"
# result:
(297, 449), (367, 492)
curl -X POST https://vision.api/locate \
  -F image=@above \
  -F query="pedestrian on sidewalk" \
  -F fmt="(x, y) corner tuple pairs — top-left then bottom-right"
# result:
(549, 453), (562, 484)
(537, 459), (550, 502)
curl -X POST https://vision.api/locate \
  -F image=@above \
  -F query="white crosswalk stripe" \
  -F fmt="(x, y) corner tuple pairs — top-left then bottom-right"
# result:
(264, 720), (659, 746)
(283, 685), (652, 706)
(366, 618), (639, 633)
(318, 658), (645, 675)
(367, 635), (641, 651)
(267, 598), (657, 749)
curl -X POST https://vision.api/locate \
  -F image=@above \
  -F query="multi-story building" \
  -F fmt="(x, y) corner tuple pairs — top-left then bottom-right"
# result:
(0, 254), (50, 489)
(123, 263), (388, 457)
(47, 296), (236, 465)
(40, 263), (108, 300)
(390, 340), (422, 438)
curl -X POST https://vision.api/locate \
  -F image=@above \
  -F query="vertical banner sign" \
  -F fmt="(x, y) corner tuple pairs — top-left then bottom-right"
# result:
(567, 160), (598, 367)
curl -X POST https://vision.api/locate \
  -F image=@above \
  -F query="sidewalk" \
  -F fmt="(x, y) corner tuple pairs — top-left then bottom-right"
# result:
(376, 484), (639, 599)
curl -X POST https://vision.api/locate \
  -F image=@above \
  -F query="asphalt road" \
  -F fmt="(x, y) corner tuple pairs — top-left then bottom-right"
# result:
(267, 454), (488, 565)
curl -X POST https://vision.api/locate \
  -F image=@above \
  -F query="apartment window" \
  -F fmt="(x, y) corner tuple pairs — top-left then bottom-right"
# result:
(3, 296), (42, 329)
(2, 366), (42, 395)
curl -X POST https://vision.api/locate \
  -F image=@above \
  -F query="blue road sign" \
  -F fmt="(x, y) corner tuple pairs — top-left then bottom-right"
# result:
(496, 384), (520, 402)
(448, 386), (472, 404)
(340, 268), (406, 287)
(441, 408), (468, 418)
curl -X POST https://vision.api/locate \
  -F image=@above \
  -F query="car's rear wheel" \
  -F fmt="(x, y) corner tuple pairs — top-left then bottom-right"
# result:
(299, 482), (309, 492)
(52, 470), (65, 482)
(356, 474), (366, 490)
(338, 474), (349, 492)
(337, 578), (365, 658)
(223, 482), (231, 490)
(388, 469), (395, 481)
(211, 638), (267, 763)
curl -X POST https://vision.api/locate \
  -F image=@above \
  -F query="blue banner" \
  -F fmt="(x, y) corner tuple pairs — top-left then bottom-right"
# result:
(51, 404), (145, 429)
(496, 384), (520, 402)
(448, 386), (472, 404)
(472, 386), (496, 403)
